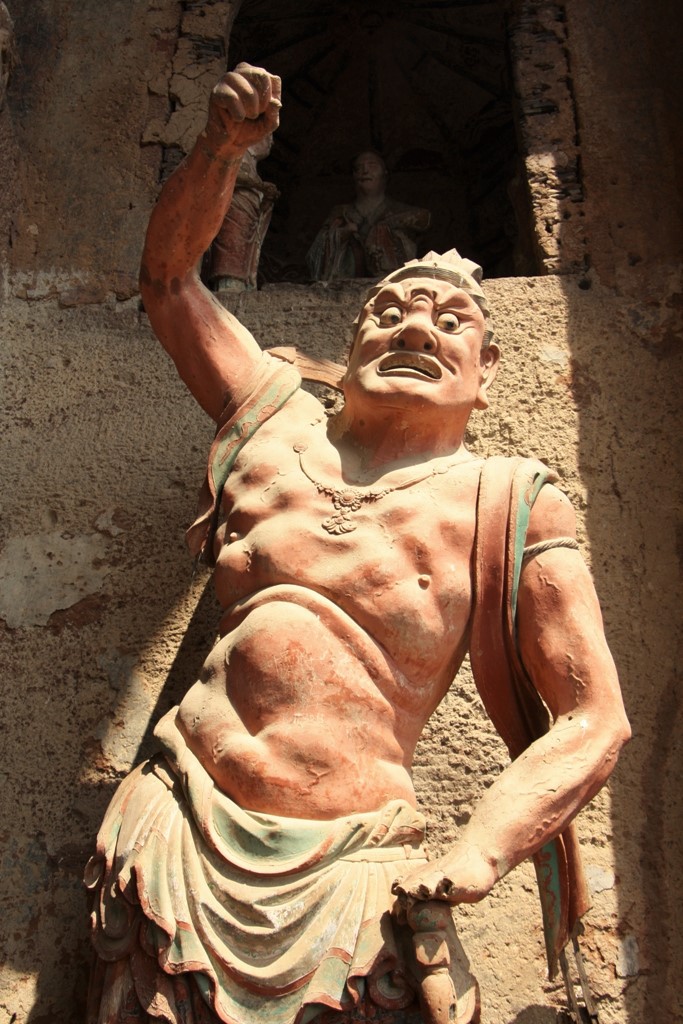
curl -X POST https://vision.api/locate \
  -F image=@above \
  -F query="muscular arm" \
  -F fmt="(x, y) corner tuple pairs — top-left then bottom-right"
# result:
(139, 65), (281, 421)
(396, 485), (630, 903)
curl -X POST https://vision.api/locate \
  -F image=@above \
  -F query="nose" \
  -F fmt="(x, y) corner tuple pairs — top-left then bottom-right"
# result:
(393, 314), (437, 353)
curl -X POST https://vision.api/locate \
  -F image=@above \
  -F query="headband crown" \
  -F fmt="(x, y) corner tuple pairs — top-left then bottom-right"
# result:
(364, 248), (489, 317)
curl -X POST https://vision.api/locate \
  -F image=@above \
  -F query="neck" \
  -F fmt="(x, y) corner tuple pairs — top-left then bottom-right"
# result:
(331, 402), (470, 472)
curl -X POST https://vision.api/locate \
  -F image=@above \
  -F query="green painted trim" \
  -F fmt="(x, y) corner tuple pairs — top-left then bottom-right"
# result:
(210, 376), (301, 497)
(510, 467), (552, 620)
(509, 463), (563, 969)
(535, 841), (564, 969)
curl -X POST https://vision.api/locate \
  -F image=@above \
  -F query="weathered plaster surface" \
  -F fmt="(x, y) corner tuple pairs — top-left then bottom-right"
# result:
(3, 0), (158, 302)
(566, 0), (682, 293)
(0, 533), (109, 629)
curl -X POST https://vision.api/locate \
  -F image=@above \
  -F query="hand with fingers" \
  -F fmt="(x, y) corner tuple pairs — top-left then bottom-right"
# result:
(205, 62), (281, 158)
(392, 842), (500, 908)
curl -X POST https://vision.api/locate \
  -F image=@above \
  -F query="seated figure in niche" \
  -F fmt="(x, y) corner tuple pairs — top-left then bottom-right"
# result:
(307, 151), (431, 281)
(207, 133), (279, 292)
(86, 64), (630, 1024)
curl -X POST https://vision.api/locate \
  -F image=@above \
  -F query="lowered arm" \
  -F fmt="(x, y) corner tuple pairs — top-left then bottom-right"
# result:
(395, 484), (630, 904)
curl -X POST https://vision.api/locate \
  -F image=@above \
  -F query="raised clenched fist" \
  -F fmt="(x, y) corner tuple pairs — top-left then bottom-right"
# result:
(205, 63), (281, 157)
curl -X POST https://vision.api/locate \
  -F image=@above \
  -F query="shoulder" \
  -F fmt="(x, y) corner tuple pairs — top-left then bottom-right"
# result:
(526, 482), (577, 546)
(254, 379), (325, 432)
(478, 455), (577, 546)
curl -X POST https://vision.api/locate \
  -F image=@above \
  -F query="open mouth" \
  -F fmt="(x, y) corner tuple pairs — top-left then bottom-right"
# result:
(377, 352), (443, 380)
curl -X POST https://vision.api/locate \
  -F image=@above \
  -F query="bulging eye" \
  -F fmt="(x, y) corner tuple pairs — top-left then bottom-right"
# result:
(436, 312), (460, 332)
(378, 306), (403, 327)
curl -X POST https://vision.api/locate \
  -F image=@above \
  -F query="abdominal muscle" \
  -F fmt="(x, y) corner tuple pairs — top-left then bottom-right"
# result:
(176, 586), (423, 819)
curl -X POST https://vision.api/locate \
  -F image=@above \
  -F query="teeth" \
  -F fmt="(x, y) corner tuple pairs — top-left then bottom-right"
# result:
(378, 353), (442, 380)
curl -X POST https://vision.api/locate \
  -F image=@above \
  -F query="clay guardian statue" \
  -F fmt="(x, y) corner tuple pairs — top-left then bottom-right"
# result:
(85, 65), (630, 1023)
(307, 150), (430, 280)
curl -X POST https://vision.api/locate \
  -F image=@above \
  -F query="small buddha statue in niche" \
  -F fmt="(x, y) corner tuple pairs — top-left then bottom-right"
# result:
(208, 133), (279, 292)
(307, 151), (430, 281)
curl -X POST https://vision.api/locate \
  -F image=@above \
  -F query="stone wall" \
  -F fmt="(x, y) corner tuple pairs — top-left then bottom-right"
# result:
(0, 1), (681, 1022)
(1, 0), (241, 303)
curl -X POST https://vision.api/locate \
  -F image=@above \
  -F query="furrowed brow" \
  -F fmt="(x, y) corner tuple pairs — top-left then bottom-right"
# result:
(372, 285), (405, 307)
(433, 290), (480, 313)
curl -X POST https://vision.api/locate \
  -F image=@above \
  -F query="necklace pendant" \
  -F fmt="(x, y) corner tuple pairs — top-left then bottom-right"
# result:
(322, 511), (358, 535)
(295, 440), (466, 538)
(332, 488), (363, 512)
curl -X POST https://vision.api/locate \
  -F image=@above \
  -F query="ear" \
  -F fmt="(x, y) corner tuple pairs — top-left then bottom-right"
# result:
(474, 341), (500, 410)
(342, 316), (364, 381)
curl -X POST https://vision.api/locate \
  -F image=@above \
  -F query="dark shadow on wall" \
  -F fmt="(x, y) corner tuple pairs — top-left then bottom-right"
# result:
(132, 576), (219, 764)
(553, 0), (683, 1020)
(490, 0), (683, 1014)
(558, 275), (683, 1024)
(510, 1007), (561, 1024)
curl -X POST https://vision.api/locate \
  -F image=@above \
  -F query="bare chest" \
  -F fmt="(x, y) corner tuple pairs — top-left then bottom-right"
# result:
(213, 402), (482, 683)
